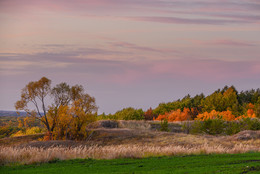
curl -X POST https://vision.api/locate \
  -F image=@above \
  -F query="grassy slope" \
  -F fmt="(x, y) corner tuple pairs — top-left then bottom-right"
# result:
(1, 153), (260, 174)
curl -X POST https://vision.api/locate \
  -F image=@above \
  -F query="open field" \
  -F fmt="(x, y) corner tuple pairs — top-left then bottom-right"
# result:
(1, 153), (260, 174)
(0, 120), (260, 174)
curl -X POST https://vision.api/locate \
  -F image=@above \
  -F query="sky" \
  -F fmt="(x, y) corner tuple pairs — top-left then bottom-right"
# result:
(0, 0), (260, 114)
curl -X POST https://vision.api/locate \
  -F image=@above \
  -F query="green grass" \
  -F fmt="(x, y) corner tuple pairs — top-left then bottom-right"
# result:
(1, 153), (260, 174)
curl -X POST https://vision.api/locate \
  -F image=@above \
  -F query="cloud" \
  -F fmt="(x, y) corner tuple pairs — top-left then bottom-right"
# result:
(191, 39), (257, 47)
(1, 48), (260, 84)
(126, 16), (253, 25)
(109, 41), (176, 53)
(1, 0), (259, 25)
(0, 47), (128, 64)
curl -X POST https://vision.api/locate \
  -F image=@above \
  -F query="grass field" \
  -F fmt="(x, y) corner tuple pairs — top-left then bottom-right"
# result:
(1, 153), (260, 174)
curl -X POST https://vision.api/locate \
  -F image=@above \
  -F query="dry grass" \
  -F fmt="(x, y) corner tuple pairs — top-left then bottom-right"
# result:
(0, 129), (259, 165)
(1, 143), (259, 165)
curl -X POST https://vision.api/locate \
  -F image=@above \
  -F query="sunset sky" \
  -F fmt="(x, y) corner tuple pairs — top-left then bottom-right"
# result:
(0, 0), (260, 114)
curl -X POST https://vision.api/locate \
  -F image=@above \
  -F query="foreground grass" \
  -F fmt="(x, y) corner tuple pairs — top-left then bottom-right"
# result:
(1, 153), (260, 174)
(1, 143), (259, 165)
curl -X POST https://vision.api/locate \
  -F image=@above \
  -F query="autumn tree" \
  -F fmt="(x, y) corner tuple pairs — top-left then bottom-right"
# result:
(46, 83), (85, 137)
(144, 107), (157, 120)
(15, 77), (97, 140)
(67, 97), (97, 140)
(15, 77), (52, 132)
(154, 107), (191, 122)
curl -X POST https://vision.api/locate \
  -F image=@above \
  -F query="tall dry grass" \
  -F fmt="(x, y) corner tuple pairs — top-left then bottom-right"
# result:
(1, 144), (259, 165)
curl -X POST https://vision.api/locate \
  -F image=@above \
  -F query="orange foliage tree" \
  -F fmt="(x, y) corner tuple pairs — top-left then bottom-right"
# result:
(154, 108), (191, 122)
(235, 103), (256, 120)
(144, 107), (158, 120)
(195, 110), (236, 121)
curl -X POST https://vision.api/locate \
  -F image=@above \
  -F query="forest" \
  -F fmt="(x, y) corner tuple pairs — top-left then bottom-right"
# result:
(102, 85), (260, 121)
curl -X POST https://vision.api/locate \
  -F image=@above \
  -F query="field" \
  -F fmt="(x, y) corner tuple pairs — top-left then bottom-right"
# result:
(0, 120), (260, 173)
(1, 153), (260, 174)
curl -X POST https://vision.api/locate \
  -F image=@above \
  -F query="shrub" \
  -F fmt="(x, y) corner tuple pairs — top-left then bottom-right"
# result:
(202, 119), (225, 135)
(189, 121), (204, 134)
(181, 121), (193, 134)
(248, 119), (260, 130)
(189, 119), (225, 135)
(160, 119), (169, 132)
(225, 122), (241, 135)
(189, 118), (260, 135)
(11, 126), (44, 137)
(238, 118), (260, 131)
(113, 108), (144, 120)
(0, 126), (22, 138)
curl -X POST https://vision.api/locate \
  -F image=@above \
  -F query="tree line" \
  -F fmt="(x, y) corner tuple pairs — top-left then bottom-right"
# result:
(101, 86), (260, 121)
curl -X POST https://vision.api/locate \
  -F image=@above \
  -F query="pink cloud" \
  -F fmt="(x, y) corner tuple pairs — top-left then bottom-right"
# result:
(109, 41), (178, 53)
(126, 16), (249, 25)
(208, 40), (256, 47)
(1, 0), (259, 24)
(191, 39), (257, 47)
(2, 48), (259, 84)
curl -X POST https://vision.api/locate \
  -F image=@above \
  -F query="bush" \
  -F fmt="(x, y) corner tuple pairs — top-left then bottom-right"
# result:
(181, 121), (193, 134)
(203, 119), (225, 135)
(248, 119), (260, 130)
(238, 118), (260, 131)
(113, 108), (144, 120)
(11, 126), (44, 137)
(160, 119), (169, 132)
(188, 121), (201, 134)
(0, 126), (22, 138)
(225, 122), (241, 135)
(189, 119), (225, 135)
(189, 118), (260, 135)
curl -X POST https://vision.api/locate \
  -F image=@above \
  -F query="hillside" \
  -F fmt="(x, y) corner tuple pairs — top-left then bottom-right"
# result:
(0, 110), (27, 117)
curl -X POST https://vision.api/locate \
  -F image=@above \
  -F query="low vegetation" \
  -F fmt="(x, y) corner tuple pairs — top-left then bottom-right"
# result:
(1, 153), (260, 173)
(182, 117), (260, 135)
(1, 143), (259, 165)
(0, 126), (21, 139)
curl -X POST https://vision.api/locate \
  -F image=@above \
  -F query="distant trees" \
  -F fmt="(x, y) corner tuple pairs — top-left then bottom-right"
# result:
(201, 86), (240, 116)
(112, 107), (144, 120)
(155, 107), (193, 122)
(97, 86), (260, 123)
(144, 107), (157, 120)
(152, 86), (260, 121)
(15, 77), (97, 140)
(153, 93), (204, 116)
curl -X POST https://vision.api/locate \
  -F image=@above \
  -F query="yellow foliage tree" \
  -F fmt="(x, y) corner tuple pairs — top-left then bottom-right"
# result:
(49, 96), (97, 140)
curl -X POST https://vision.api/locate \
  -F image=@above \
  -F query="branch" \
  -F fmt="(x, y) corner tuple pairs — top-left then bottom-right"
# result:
(32, 98), (42, 118)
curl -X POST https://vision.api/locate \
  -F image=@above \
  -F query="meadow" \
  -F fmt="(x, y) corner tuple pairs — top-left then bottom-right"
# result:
(1, 153), (260, 174)
(0, 120), (260, 173)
